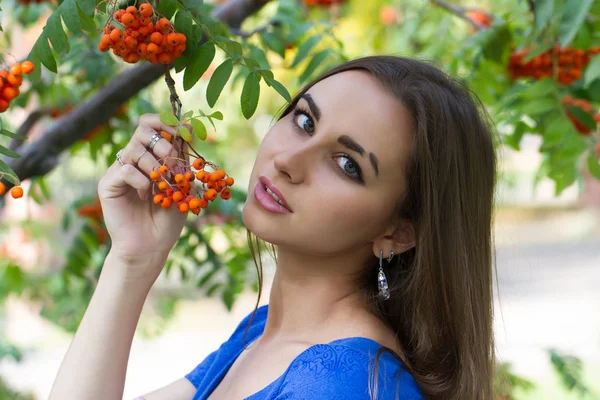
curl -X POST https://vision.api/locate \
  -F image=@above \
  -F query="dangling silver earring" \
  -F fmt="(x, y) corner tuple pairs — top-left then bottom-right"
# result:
(378, 251), (391, 300)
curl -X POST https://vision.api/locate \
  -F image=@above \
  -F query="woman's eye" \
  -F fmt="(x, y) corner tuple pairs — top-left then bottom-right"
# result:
(294, 111), (315, 133)
(334, 155), (362, 181)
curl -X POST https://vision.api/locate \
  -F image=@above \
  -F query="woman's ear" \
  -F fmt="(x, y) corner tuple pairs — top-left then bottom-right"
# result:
(372, 219), (416, 259)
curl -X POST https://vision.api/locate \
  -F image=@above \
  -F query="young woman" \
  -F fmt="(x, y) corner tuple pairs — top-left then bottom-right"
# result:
(48, 56), (497, 400)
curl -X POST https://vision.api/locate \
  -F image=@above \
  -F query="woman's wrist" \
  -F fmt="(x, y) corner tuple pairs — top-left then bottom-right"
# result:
(100, 250), (168, 294)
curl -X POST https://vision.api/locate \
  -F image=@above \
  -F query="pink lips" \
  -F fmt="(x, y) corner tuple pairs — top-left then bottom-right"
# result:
(254, 176), (292, 214)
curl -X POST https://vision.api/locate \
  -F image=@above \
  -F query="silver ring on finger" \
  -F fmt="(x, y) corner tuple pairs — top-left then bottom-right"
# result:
(116, 148), (125, 165)
(135, 148), (148, 164)
(149, 133), (162, 151)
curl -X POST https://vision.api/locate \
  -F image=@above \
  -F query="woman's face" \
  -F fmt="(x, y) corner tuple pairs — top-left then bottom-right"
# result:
(243, 70), (413, 258)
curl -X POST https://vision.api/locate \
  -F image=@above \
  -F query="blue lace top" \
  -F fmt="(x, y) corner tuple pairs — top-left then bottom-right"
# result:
(185, 305), (423, 400)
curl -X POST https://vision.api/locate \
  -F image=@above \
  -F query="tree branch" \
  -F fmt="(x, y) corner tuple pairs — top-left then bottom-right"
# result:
(230, 19), (280, 38)
(431, 0), (489, 31)
(8, 109), (48, 151)
(3, 0), (272, 190)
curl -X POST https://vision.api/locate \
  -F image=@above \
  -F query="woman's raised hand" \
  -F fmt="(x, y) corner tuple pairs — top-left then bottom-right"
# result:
(97, 113), (187, 282)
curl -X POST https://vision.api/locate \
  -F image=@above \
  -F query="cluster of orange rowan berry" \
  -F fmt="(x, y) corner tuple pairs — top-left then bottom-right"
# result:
(0, 61), (35, 113)
(562, 95), (600, 135)
(98, 3), (187, 65)
(508, 45), (600, 85)
(0, 182), (24, 199)
(149, 148), (234, 215)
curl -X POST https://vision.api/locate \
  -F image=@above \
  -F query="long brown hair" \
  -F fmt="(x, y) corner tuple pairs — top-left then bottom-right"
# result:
(243, 56), (497, 399)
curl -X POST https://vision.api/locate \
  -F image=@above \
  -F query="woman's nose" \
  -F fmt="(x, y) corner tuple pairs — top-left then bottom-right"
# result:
(273, 142), (313, 184)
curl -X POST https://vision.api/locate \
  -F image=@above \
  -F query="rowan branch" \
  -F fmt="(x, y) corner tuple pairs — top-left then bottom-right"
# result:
(230, 19), (280, 38)
(8, 109), (48, 151)
(431, 0), (489, 31)
(2, 0), (272, 191)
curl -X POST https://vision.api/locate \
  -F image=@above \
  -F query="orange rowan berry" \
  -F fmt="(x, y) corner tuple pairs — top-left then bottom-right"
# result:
(2, 87), (19, 101)
(10, 186), (24, 199)
(137, 43), (148, 57)
(160, 130), (172, 141)
(156, 18), (171, 33)
(225, 177), (234, 186)
(217, 179), (226, 189)
(7, 74), (23, 87)
(166, 188), (174, 196)
(114, 9), (124, 20)
(204, 189), (217, 201)
(196, 170), (206, 181)
(99, 42), (111, 52)
(178, 33), (187, 44)
(125, 53), (140, 63)
(153, 194), (164, 205)
(147, 43), (159, 55)
(158, 181), (169, 191)
(10, 64), (22, 76)
(125, 5), (137, 14)
(200, 173), (210, 183)
(198, 198), (209, 208)
(209, 172), (220, 182)
(216, 169), (226, 179)
(167, 33), (180, 46)
(150, 170), (161, 181)
(191, 207), (201, 215)
(124, 36), (138, 49)
(0, 182), (5, 195)
(101, 34), (112, 46)
(130, 18), (141, 29)
(158, 53), (172, 64)
(193, 158), (205, 170)
(189, 198), (201, 209)
(173, 191), (184, 202)
(0, 99), (8, 112)
(139, 3), (153, 17)
(178, 202), (189, 213)
(150, 32), (163, 45)
(161, 197), (173, 208)
(221, 188), (232, 199)
(185, 171), (195, 182)
(138, 25), (151, 36)
(159, 165), (169, 175)
(110, 28), (124, 42)
(174, 173), (185, 184)
(121, 12), (135, 26)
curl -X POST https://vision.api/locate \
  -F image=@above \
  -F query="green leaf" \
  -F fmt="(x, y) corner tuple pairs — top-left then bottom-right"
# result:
(0, 129), (26, 141)
(264, 76), (291, 103)
(160, 111), (179, 126)
(299, 49), (331, 83)
(0, 145), (21, 158)
(260, 31), (285, 58)
(183, 42), (216, 91)
(45, 14), (70, 56)
(206, 59), (233, 107)
(37, 176), (51, 200)
(558, 0), (594, 48)
(520, 78), (557, 100)
(523, 43), (553, 62)
(566, 105), (597, 130)
(209, 111), (223, 120)
(33, 36), (57, 73)
(505, 121), (529, 150)
(535, 0), (554, 31)
(182, 110), (194, 120)
(156, 0), (177, 20)
(521, 98), (558, 115)
(482, 24), (512, 63)
(0, 160), (20, 186)
(180, 0), (203, 9)
(291, 34), (321, 68)
(76, 3), (96, 33)
(587, 153), (600, 179)
(178, 126), (192, 142)
(215, 36), (244, 57)
(241, 73), (260, 119)
(174, 10), (194, 41)
(62, 0), (81, 33)
(190, 118), (207, 140)
(584, 55), (600, 87)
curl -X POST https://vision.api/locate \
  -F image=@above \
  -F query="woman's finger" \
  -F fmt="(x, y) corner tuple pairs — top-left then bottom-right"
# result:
(120, 140), (162, 178)
(99, 162), (152, 201)
(131, 124), (179, 169)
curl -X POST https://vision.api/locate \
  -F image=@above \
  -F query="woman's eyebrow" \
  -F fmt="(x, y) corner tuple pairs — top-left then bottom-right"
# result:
(300, 93), (321, 121)
(338, 135), (380, 177)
